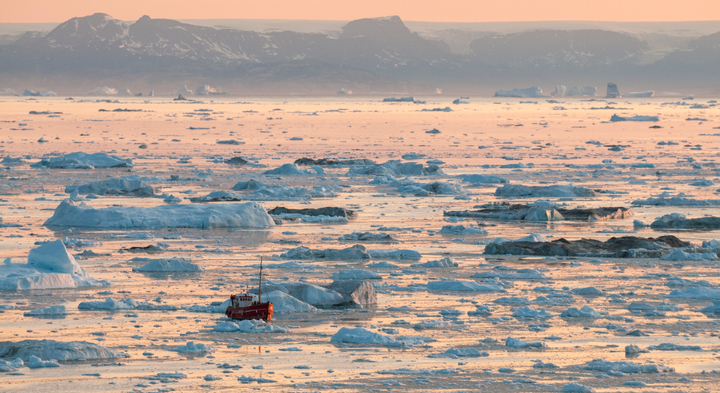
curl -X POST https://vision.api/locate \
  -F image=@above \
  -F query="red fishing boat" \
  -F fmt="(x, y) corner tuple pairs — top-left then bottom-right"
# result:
(225, 258), (273, 321)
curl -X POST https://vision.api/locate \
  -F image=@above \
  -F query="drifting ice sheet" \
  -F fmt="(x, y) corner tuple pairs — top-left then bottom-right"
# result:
(44, 201), (275, 229)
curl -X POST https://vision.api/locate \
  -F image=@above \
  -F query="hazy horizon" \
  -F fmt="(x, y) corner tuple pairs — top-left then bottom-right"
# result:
(3, 0), (720, 23)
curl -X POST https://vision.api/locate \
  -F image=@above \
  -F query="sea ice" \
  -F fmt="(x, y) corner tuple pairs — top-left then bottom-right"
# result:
(45, 201), (275, 229)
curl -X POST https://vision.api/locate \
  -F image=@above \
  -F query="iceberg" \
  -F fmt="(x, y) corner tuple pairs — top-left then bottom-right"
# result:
(605, 83), (620, 98)
(85, 86), (118, 95)
(0, 240), (110, 290)
(625, 91), (654, 97)
(65, 176), (157, 196)
(495, 184), (596, 198)
(173, 85), (193, 95)
(45, 201), (275, 229)
(0, 340), (127, 361)
(31, 152), (132, 169)
(553, 86), (596, 97)
(132, 257), (204, 272)
(610, 114), (659, 122)
(22, 89), (57, 97)
(348, 160), (443, 177)
(494, 87), (547, 98)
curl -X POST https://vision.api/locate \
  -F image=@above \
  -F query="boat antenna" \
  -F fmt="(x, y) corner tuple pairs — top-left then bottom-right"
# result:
(258, 256), (263, 303)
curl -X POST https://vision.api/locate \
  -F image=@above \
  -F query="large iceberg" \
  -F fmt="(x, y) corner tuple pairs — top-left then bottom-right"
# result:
(85, 86), (118, 95)
(625, 91), (655, 97)
(65, 176), (157, 196)
(22, 89), (57, 97)
(44, 200), (275, 229)
(173, 85), (193, 95)
(494, 87), (547, 98)
(610, 114), (659, 122)
(0, 240), (110, 290)
(553, 86), (596, 97)
(495, 184), (596, 198)
(347, 160), (443, 177)
(605, 83), (620, 98)
(0, 340), (127, 362)
(31, 152), (132, 169)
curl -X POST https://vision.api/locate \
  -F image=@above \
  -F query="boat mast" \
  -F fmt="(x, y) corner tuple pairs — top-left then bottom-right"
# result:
(258, 256), (263, 303)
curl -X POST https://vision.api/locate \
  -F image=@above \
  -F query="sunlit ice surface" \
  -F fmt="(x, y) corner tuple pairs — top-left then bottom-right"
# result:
(0, 95), (720, 392)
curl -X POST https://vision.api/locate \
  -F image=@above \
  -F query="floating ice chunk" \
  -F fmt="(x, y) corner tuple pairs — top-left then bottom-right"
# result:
(495, 184), (596, 198)
(561, 383), (595, 393)
(330, 327), (397, 346)
(494, 87), (547, 98)
(625, 91), (654, 97)
(331, 269), (381, 280)
(411, 257), (457, 268)
(213, 319), (288, 333)
(325, 280), (377, 307)
(31, 152), (131, 169)
(24, 305), (68, 316)
(553, 86), (596, 97)
(648, 343), (702, 351)
(0, 340), (128, 361)
(570, 287), (604, 296)
(367, 249), (422, 260)
(168, 342), (215, 353)
(368, 261), (398, 268)
(253, 282), (344, 306)
(28, 355), (60, 368)
(281, 245), (370, 260)
(651, 214), (720, 230)
(457, 174), (508, 184)
(561, 305), (600, 318)
(132, 257), (204, 272)
(583, 359), (673, 373)
(65, 176), (157, 196)
(182, 299), (231, 313)
(512, 306), (552, 319)
(429, 348), (488, 358)
(0, 240), (110, 291)
(610, 114), (659, 122)
(264, 290), (317, 312)
(505, 337), (545, 348)
(632, 197), (720, 206)
(85, 86), (117, 95)
(377, 368), (455, 375)
(667, 287), (720, 300)
(238, 375), (277, 383)
(45, 201), (275, 229)
(438, 225), (488, 235)
(533, 360), (558, 369)
(263, 163), (314, 175)
(78, 298), (137, 310)
(427, 280), (505, 292)
(348, 160), (443, 177)
(339, 232), (395, 242)
(468, 305), (492, 316)
(660, 250), (717, 261)
(517, 233), (548, 243)
(473, 268), (545, 279)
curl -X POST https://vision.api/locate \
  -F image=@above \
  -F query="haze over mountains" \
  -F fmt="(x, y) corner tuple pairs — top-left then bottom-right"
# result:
(1, 13), (719, 95)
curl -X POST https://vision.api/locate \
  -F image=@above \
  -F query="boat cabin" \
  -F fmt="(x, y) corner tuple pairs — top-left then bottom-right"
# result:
(230, 293), (256, 308)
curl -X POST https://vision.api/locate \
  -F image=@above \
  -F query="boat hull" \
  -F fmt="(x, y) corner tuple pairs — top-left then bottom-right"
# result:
(225, 302), (273, 322)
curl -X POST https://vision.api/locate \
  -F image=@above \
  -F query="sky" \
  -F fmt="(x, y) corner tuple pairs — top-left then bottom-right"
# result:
(2, 0), (719, 23)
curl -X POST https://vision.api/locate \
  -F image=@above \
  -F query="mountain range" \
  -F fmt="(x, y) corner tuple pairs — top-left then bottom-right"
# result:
(1, 13), (719, 95)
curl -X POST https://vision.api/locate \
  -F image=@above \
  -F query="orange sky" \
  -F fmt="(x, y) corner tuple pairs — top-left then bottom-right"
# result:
(3, 0), (719, 23)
